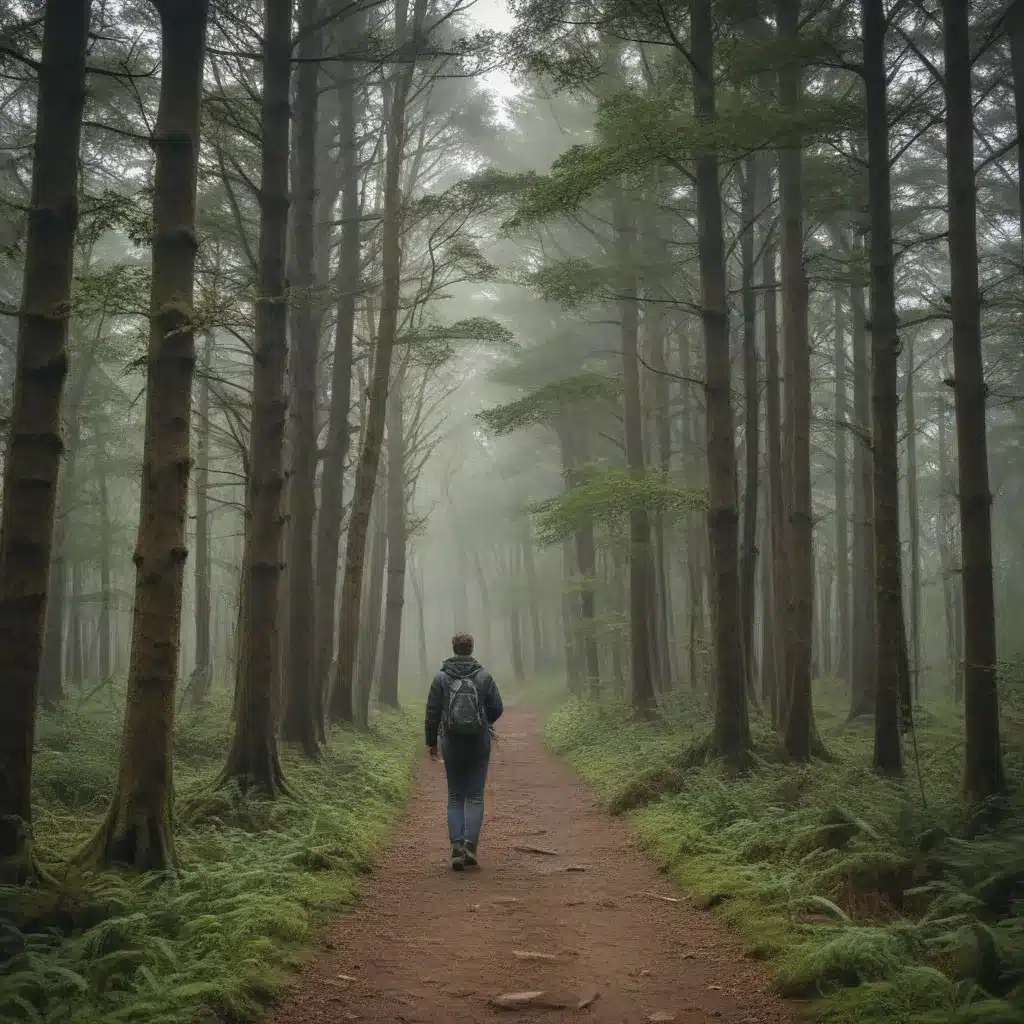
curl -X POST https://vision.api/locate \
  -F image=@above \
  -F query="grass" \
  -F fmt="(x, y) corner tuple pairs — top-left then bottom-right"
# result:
(545, 685), (1024, 1023)
(1, 687), (419, 1024)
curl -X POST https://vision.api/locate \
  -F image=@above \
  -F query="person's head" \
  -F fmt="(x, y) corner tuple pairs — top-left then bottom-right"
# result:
(452, 632), (474, 657)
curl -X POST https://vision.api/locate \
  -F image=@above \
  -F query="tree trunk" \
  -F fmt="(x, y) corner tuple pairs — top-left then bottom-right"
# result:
(0, 16), (91, 870)
(378, 371), (406, 708)
(776, 0), (816, 761)
(281, 0), (322, 755)
(521, 526), (545, 676)
(190, 330), (213, 706)
(80, 0), (209, 871)
(410, 551), (429, 682)
(761, 184), (783, 722)
(354, 488), (387, 726)
(97, 446), (113, 680)
(942, 0), (1006, 804)
(863, 0), (908, 774)
(937, 392), (964, 700)
(849, 238), (876, 717)
(330, 0), (425, 726)
(833, 287), (850, 683)
(315, 41), (363, 727)
(1007, 0), (1024, 240)
(904, 334), (921, 704)
(509, 544), (526, 683)
(220, 0), (291, 796)
(614, 194), (656, 715)
(692, 0), (750, 762)
(68, 558), (84, 688)
(740, 154), (760, 700)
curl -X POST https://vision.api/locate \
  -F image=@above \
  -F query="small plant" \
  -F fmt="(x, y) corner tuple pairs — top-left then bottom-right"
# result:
(546, 691), (1024, 1022)
(0, 696), (418, 1024)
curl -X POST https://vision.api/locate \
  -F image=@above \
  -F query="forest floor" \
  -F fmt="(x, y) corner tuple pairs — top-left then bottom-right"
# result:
(270, 709), (791, 1024)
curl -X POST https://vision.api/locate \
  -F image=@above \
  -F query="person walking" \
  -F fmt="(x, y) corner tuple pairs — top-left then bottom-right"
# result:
(424, 632), (503, 871)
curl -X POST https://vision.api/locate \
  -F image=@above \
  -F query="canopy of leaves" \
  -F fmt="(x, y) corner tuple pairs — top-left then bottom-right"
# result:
(530, 466), (707, 544)
(477, 372), (621, 435)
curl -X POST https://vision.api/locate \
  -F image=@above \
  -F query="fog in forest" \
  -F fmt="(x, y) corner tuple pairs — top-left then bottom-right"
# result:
(1, 0), (1023, 1021)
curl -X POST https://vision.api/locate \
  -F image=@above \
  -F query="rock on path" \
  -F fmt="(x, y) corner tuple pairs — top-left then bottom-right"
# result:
(270, 710), (791, 1024)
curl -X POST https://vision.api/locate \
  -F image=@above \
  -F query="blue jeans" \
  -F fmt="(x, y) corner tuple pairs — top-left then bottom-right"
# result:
(442, 737), (490, 847)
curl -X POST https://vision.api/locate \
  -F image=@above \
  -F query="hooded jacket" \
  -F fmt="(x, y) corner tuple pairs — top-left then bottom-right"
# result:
(424, 655), (503, 748)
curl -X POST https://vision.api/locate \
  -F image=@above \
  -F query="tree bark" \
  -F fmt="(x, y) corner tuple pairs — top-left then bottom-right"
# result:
(776, 0), (816, 761)
(692, 0), (750, 762)
(937, 392), (964, 700)
(282, 0), (322, 755)
(378, 370), (406, 708)
(1007, 0), (1024, 240)
(220, 0), (291, 796)
(81, 0), (209, 871)
(330, 0), (425, 725)
(315, 57), (362, 729)
(833, 287), (850, 683)
(904, 333), (921, 704)
(740, 154), (760, 700)
(942, 0), (1006, 804)
(863, 0), (908, 774)
(354, 487), (387, 725)
(614, 194), (656, 715)
(97, 446), (113, 681)
(190, 330), (213, 706)
(849, 238), (876, 717)
(760, 176), (783, 722)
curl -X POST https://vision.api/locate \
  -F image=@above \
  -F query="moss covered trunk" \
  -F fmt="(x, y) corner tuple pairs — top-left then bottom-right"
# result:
(0, 0), (91, 880)
(81, 0), (209, 871)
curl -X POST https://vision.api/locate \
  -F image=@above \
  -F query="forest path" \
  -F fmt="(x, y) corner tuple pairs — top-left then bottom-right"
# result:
(271, 710), (790, 1024)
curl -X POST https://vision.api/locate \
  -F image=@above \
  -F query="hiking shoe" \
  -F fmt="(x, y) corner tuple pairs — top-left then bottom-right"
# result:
(451, 843), (466, 871)
(463, 842), (478, 868)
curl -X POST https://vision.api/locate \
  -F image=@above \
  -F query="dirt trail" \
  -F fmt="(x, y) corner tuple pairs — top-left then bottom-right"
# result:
(272, 710), (790, 1024)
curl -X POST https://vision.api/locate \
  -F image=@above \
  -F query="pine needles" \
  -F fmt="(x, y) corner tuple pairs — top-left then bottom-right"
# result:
(0, 692), (418, 1023)
(545, 690), (1024, 1023)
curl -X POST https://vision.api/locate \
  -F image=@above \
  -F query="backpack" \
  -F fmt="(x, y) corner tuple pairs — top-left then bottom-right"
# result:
(442, 670), (487, 738)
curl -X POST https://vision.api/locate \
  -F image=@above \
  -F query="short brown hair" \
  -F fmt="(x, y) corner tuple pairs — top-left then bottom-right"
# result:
(452, 632), (474, 656)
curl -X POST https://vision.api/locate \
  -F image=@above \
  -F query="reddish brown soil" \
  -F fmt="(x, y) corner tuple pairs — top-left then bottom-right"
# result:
(272, 710), (791, 1024)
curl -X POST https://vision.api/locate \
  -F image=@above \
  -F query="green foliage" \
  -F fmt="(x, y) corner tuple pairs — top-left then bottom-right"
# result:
(504, 85), (862, 231)
(529, 466), (707, 545)
(400, 316), (515, 367)
(545, 693), (1024, 1022)
(1, 693), (418, 1024)
(477, 372), (621, 435)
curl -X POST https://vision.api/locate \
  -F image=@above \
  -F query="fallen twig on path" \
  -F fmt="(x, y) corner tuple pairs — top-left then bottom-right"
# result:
(639, 891), (681, 903)
(513, 843), (559, 856)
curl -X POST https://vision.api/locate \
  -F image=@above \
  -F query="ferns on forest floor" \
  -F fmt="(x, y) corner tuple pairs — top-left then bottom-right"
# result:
(546, 689), (1024, 1024)
(0, 692), (419, 1024)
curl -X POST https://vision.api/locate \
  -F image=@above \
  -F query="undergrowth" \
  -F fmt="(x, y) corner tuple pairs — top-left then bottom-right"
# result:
(546, 687), (1024, 1023)
(1, 688), (419, 1024)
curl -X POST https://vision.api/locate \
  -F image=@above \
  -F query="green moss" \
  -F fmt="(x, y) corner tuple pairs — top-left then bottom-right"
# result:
(545, 691), (1024, 1023)
(1, 692), (419, 1024)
